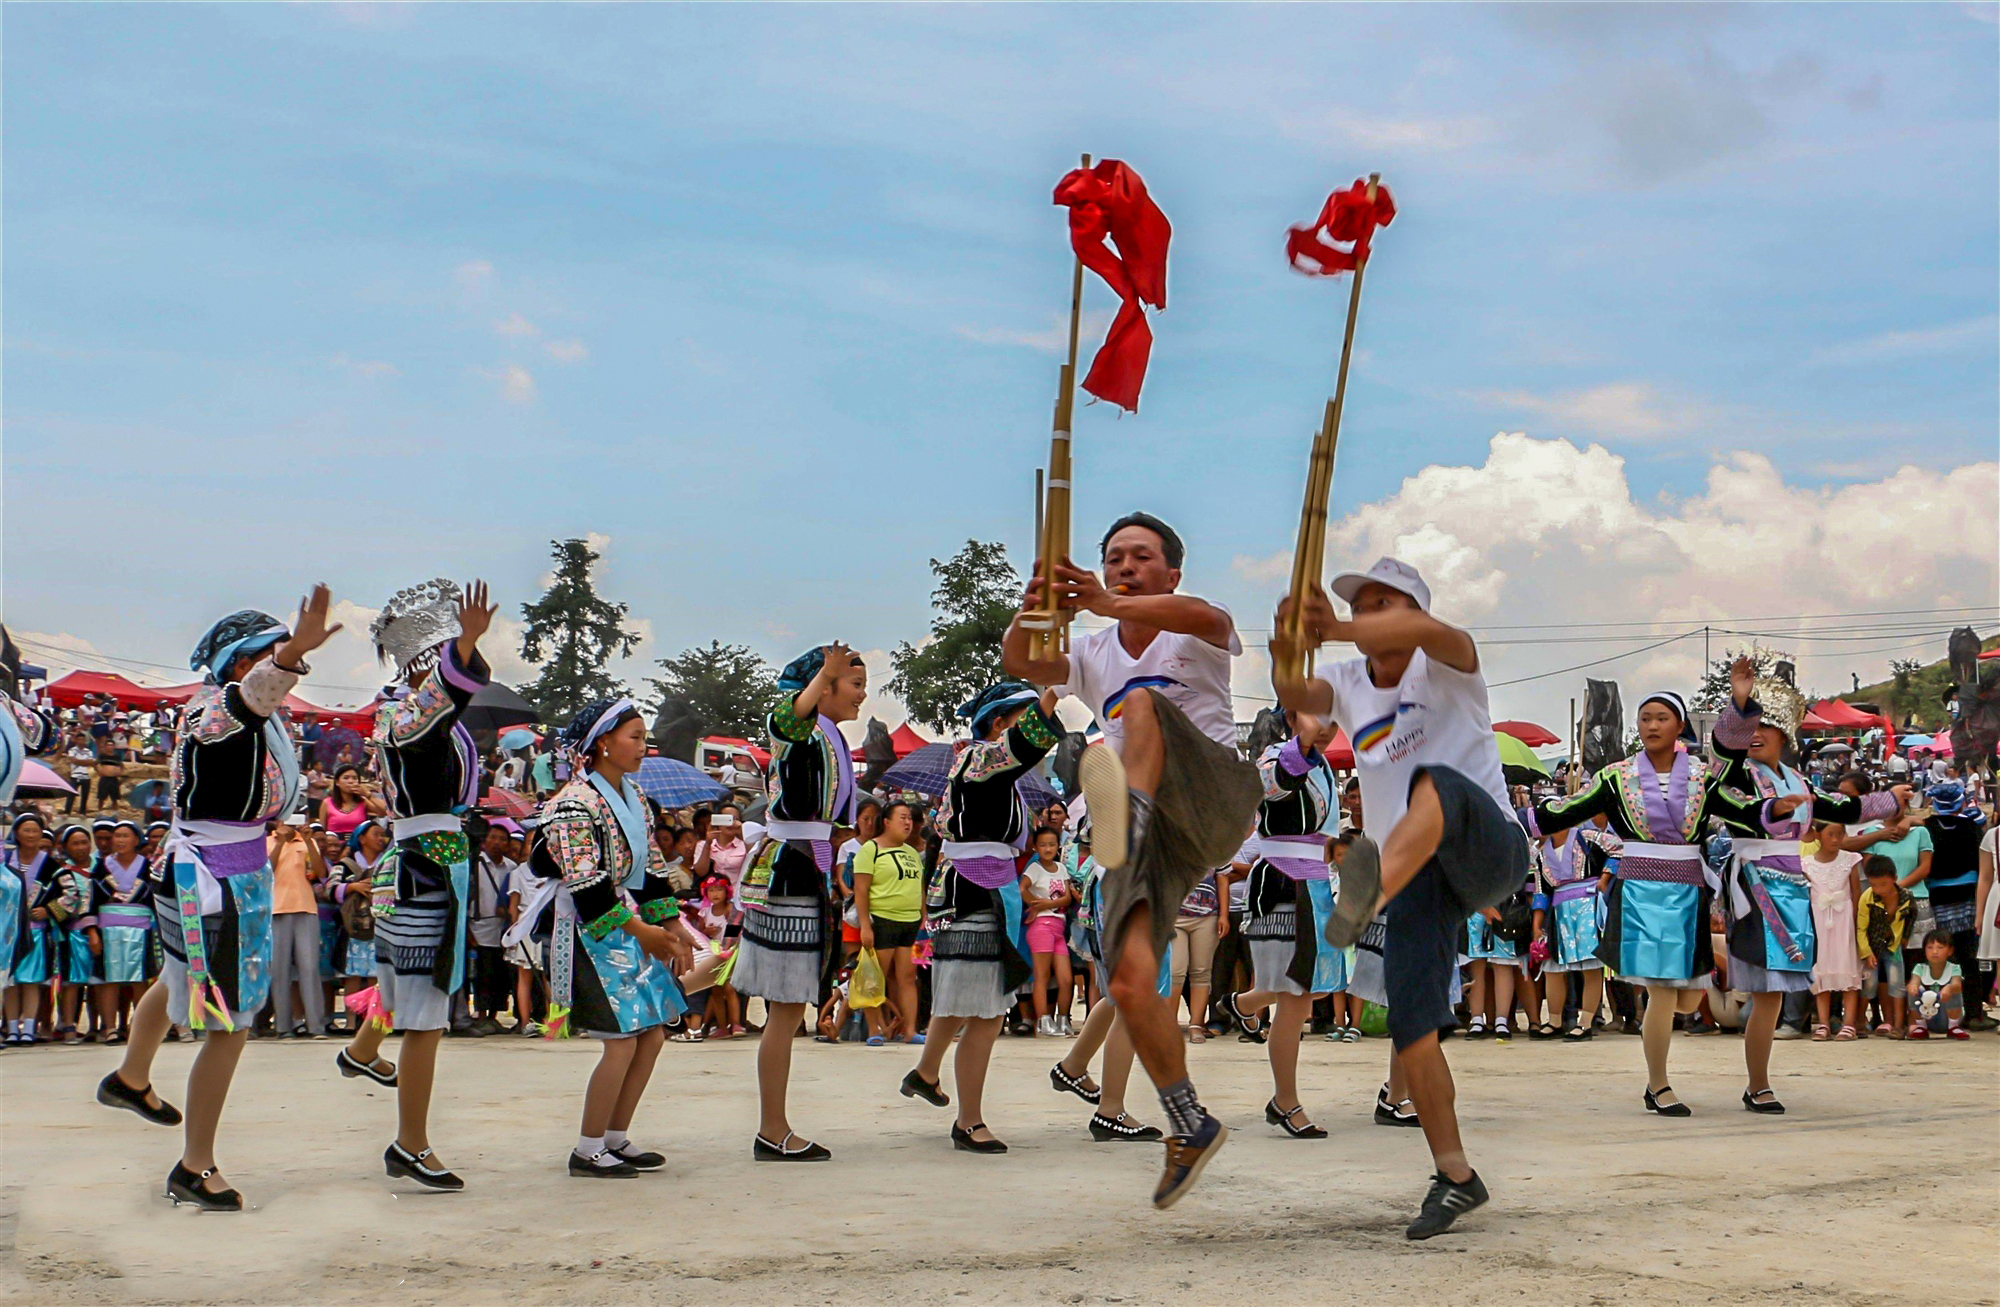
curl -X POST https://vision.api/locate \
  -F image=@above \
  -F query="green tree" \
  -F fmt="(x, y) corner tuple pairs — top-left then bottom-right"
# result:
(1691, 644), (1789, 712)
(646, 641), (779, 743)
(517, 538), (642, 725)
(1888, 658), (1924, 720)
(888, 539), (1021, 734)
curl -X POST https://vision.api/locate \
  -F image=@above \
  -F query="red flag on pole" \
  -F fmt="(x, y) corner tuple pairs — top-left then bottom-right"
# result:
(1286, 178), (1396, 276)
(1053, 159), (1170, 412)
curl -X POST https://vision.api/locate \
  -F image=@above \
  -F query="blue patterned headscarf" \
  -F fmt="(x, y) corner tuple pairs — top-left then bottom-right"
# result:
(190, 610), (289, 680)
(1928, 782), (1980, 821)
(561, 697), (640, 758)
(959, 681), (1040, 738)
(778, 646), (863, 695)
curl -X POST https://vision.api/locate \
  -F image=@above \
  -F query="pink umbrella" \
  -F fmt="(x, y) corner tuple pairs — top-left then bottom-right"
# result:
(17, 759), (74, 794)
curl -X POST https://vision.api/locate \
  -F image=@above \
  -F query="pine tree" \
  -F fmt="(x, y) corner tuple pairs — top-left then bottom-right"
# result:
(888, 540), (1021, 734)
(517, 538), (642, 725)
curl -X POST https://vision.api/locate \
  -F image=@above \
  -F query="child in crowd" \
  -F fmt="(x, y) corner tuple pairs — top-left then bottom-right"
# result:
(1021, 826), (1075, 1037)
(694, 875), (743, 1039)
(1905, 928), (1968, 1040)
(1805, 819), (1865, 1040)
(1857, 856), (1913, 1036)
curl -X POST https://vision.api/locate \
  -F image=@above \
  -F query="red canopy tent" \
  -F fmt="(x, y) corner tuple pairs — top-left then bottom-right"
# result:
(1799, 709), (1835, 731)
(851, 723), (933, 763)
(703, 736), (772, 769)
(43, 670), (174, 712)
(1494, 720), (1561, 748)
(1808, 700), (1880, 729)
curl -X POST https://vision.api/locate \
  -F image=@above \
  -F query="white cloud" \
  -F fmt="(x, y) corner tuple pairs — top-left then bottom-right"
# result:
(1281, 108), (1496, 152)
(956, 309), (1114, 354)
(1231, 433), (1999, 728)
(330, 353), (399, 379)
(472, 364), (537, 405)
(495, 312), (539, 338)
(454, 260), (494, 293)
(544, 339), (589, 364)
(1471, 381), (1718, 443)
(1810, 315), (1997, 367)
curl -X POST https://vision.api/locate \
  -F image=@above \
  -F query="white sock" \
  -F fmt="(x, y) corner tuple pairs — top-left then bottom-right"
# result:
(604, 1129), (629, 1150)
(577, 1133), (606, 1159)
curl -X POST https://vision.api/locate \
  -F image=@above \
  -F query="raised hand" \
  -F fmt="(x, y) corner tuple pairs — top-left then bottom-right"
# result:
(277, 584), (344, 667)
(456, 580), (497, 658)
(1052, 557), (1113, 615)
(1730, 655), (1756, 709)
(818, 641), (856, 682)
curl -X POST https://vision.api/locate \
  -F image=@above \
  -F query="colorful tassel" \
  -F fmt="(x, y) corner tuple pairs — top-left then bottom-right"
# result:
(342, 984), (392, 1033)
(542, 1003), (573, 1040)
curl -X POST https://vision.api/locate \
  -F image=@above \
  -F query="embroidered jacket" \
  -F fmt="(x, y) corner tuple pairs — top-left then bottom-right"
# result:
(938, 703), (1059, 845)
(1526, 749), (1767, 844)
(766, 695), (853, 826)
(539, 774), (681, 939)
(372, 642), (489, 821)
(1705, 700), (1897, 838)
(171, 657), (302, 823)
(1256, 736), (1333, 839)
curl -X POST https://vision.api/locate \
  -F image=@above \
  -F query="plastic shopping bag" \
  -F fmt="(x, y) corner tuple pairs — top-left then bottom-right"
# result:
(850, 948), (887, 1009)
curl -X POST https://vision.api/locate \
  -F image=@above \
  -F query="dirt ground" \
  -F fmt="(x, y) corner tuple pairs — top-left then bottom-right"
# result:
(2, 1025), (1993, 1306)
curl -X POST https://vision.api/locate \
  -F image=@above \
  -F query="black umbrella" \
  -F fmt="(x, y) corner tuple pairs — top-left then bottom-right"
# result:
(460, 682), (539, 733)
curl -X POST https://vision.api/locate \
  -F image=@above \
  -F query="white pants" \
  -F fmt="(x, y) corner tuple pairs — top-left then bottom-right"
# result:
(269, 911), (326, 1034)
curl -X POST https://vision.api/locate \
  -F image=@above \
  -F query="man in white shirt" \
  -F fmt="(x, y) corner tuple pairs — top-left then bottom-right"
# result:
(1272, 556), (1526, 1241)
(1005, 512), (1261, 1211)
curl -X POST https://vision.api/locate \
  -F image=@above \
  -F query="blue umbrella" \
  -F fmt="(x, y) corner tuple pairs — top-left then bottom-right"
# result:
(127, 778), (171, 813)
(635, 757), (731, 809)
(498, 728), (537, 751)
(880, 742), (1060, 810)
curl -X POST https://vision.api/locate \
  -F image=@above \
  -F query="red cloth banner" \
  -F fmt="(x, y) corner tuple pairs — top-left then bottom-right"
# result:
(1287, 178), (1396, 276)
(1053, 160), (1170, 412)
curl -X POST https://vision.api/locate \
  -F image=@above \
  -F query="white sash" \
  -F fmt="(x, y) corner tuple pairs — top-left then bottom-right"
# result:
(766, 819), (832, 842)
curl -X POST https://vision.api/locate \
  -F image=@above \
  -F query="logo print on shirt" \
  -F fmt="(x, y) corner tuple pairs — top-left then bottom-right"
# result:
(1104, 676), (1183, 719)
(1355, 702), (1428, 762)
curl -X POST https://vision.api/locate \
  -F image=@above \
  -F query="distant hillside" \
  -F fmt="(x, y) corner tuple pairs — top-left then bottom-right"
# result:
(1839, 632), (1999, 731)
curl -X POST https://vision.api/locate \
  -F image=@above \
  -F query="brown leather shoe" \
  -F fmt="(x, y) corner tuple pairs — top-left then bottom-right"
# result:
(1152, 1115), (1227, 1210)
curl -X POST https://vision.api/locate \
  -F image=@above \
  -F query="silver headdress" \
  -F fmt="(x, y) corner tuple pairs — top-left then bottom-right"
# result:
(370, 579), (462, 679)
(1752, 674), (1806, 745)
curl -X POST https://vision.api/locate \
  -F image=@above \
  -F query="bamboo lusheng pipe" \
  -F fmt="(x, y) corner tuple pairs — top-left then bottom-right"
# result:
(1276, 173), (1380, 684)
(1024, 153), (1092, 662)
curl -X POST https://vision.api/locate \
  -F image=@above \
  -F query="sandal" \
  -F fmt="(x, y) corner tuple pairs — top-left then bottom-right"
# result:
(1810, 1024), (1831, 1041)
(1833, 1025), (1858, 1041)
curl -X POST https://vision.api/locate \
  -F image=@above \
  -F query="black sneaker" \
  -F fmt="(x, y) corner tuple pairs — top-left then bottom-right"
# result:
(1152, 1113), (1227, 1210)
(901, 1068), (951, 1108)
(1405, 1170), (1488, 1240)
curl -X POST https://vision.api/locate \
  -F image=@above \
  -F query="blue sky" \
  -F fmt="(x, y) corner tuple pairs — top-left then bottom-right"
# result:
(7, 4), (1997, 731)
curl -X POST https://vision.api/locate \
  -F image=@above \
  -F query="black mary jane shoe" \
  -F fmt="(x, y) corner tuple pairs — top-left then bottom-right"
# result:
(1528, 1022), (1559, 1041)
(951, 1122), (1009, 1154)
(1221, 992), (1266, 1043)
(1049, 1062), (1101, 1105)
(98, 1070), (184, 1127)
(753, 1131), (831, 1162)
(1562, 1024), (1595, 1042)
(166, 1162), (242, 1212)
(385, 1142), (465, 1191)
(336, 1048), (398, 1087)
(1374, 1088), (1422, 1128)
(1265, 1099), (1328, 1139)
(1643, 1086), (1693, 1117)
(569, 1148), (639, 1178)
(901, 1068), (951, 1108)
(1741, 1089), (1787, 1116)
(609, 1141), (667, 1171)
(1088, 1112), (1164, 1143)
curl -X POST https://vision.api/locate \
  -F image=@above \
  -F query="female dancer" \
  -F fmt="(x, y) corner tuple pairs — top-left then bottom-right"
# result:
(1220, 712), (1344, 1136)
(1532, 818), (1614, 1040)
(91, 819), (156, 1043)
(1706, 658), (1905, 1111)
(1049, 819), (1166, 1144)
(3, 815), (56, 1044)
(536, 698), (693, 1176)
(902, 681), (1059, 1153)
(734, 643), (866, 1161)
(99, 588), (340, 1209)
(337, 579), (495, 1191)
(52, 824), (99, 1042)
(1522, 686), (1797, 1116)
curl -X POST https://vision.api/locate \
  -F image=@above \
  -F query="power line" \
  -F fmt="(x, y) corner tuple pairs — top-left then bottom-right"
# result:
(1487, 630), (1702, 688)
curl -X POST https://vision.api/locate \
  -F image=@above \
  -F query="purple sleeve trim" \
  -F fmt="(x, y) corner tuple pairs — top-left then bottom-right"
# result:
(1518, 807), (1542, 839)
(1277, 736), (1313, 777)
(438, 641), (490, 694)
(1858, 791), (1900, 823)
(1712, 701), (1759, 751)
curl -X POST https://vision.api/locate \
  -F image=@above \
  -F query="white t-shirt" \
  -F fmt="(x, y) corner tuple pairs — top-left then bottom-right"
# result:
(1022, 862), (1066, 921)
(471, 855), (517, 945)
(1315, 648), (1514, 838)
(1059, 607), (1241, 751)
(1227, 836), (1259, 911)
(506, 861), (540, 908)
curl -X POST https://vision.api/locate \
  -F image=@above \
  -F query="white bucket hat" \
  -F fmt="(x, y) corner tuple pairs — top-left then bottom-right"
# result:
(1329, 556), (1431, 613)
